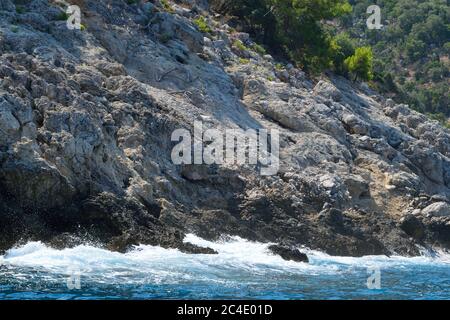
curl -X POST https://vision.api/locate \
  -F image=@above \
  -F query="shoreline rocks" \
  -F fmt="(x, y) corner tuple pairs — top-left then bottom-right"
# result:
(1, 0), (450, 257)
(268, 244), (309, 263)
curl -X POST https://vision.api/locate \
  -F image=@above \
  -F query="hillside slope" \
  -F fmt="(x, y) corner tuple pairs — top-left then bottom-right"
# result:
(341, 0), (449, 122)
(0, 0), (449, 256)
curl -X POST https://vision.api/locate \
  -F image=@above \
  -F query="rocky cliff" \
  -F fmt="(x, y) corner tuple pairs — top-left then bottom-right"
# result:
(1, 0), (449, 256)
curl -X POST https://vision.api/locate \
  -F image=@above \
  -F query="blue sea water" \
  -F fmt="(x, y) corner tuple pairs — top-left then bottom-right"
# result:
(0, 234), (449, 300)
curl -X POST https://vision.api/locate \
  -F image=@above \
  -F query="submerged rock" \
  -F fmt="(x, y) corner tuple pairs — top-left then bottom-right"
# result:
(268, 244), (309, 263)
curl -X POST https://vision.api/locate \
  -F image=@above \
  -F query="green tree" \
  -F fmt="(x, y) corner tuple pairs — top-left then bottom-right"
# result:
(212, 0), (352, 71)
(405, 37), (426, 62)
(344, 46), (374, 81)
(330, 32), (356, 75)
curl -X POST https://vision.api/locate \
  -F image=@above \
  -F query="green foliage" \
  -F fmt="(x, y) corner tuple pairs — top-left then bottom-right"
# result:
(274, 63), (284, 71)
(16, 6), (26, 14)
(405, 37), (426, 63)
(233, 40), (249, 52)
(56, 11), (70, 21)
(215, 0), (352, 72)
(193, 16), (212, 34)
(330, 33), (356, 75)
(252, 43), (266, 56)
(160, 0), (175, 13)
(239, 58), (250, 64)
(344, 46), (374, 81)
(444, 42), (450, 55)
(339, 0), (449, 118)
(215, 0), (448, 120)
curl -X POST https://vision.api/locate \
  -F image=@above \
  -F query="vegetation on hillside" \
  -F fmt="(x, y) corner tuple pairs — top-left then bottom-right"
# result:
(211, 0), (449, 124)
(340, 0), (449, 122)
(211, 0), (362, 74)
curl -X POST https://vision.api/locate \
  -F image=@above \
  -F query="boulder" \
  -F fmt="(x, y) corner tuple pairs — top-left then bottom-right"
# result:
(342, 114), (369, 135)
(268, 244), (309, 263)
(405, 142), (444, 184)
(344, 175), (369, 199)
(313, 80), (342, 102)
(386, 172), (421, 192)
(422, 202), (450, 218)
(150, 12), (204, 53)
(400, 215), (425, 240)
(0, 139), (75, 209)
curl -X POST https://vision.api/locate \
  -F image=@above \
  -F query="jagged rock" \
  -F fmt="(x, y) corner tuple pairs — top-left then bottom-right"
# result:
(425, 218), (450, 248)
(344, 175), (369, 199)
(0, 109), (20, 143)
(0, 0), (14, 12)
(385, 99), (395, 108)
(180, 242), (218, 255)
(422, 202), (450, 217)
(342, 114), (369, 135)
(0, 138), (76, 209)
(268, 244), (309, 263)
(313, 80), (342, 101)
(431, 194), (450, 203)
(386, 172), (421, 192)
(400, 215), (425, 240)
(404, 141), (444, 184)
(150, 12), (204, 53)
(0, 0), (450, 257)
(181, 164), (211, 181)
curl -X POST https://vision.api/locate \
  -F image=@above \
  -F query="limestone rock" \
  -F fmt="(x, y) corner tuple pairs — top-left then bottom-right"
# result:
(0, 0), (450, 256)
(422, 202), (450, 217)
(313, 80), (342, 101)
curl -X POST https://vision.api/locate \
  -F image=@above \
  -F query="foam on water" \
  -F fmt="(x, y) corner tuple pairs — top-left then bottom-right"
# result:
(1, 234), (449, 278)
(1, 234), (449, 299)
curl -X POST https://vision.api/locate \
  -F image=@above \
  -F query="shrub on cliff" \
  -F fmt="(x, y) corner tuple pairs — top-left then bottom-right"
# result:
(212, 0), (352, 72)
(344, 46), (374, 81)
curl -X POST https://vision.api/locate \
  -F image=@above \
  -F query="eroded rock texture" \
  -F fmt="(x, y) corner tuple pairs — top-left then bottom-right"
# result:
(0, 0), (449, 256)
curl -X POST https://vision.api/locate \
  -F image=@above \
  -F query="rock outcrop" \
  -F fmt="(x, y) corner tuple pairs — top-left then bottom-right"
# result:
(0, 0), (449, 257)
(268, 244), (309, 263)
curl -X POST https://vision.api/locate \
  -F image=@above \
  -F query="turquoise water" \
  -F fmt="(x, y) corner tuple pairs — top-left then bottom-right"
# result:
(0, 235), (449, 300)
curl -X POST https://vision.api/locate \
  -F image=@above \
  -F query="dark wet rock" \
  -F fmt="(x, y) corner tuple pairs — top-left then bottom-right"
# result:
(423, 217), (450, 249)
(268, 244), (309, 263)
(400, 215), (425, 241)
(180, 242), (218, 255)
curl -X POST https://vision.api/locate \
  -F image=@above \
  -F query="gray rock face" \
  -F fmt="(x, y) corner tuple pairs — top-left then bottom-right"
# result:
(422, 202), (450, 217)
(0, 0), (449, 256)
(0, 0), (15, 12)
(400, 215), (425, 241)
(313, 80), (342, 102)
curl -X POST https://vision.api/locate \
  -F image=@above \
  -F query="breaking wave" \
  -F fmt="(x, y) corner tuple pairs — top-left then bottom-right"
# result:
(1, 234), (449, 299)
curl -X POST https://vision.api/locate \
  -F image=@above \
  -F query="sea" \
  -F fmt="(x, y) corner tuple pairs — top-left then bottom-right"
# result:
(0, 234), (449, 300)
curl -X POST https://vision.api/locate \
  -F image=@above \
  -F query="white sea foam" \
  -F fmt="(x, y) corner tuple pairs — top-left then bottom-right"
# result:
(1, 234), (449, 286)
